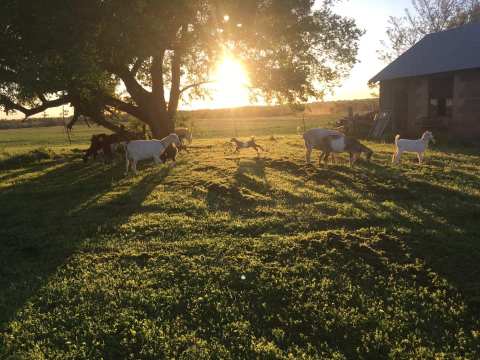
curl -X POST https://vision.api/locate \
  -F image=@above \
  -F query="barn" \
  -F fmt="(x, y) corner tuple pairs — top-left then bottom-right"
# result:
(370, 22), (480, 140)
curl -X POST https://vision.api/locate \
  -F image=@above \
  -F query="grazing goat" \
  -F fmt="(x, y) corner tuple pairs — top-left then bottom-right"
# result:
(320, 135), (373, 167)
(392, 131), (435, 165)
(175, 127), (193, 145)
(303, 128), (344, 164)
(160, 144), (178, 164)
(230, 137), (264, 154)
(124, 133), (181, 175)
(83, 132), (143, 163)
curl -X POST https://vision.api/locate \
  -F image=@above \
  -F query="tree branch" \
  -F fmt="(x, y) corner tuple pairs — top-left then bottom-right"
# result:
(179, 80), (214, 94)
(37, 93), (47, 104)
(75, 104), (127, 134)
(104, 95), (145, 120)
(0, 94), (70, 118)
(130, 57), (146, 76)
(107, 64), (150, 108)
(88, 112), (126, 134)
(66, 106), (80, 129)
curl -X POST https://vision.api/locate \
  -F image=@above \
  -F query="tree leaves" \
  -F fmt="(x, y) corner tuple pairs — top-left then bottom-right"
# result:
(0, 0), (362, 131)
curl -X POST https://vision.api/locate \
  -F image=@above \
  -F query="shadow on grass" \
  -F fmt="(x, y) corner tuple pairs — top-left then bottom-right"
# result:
(266, 158), (480, 308)
(0, 155), (171, 328)
(200, 154), (480, 314)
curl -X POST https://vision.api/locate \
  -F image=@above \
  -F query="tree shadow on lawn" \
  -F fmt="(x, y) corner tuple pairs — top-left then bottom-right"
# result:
(199, 154), (480, 317)
(203, 157), (324, 217)
(266, 158), (480, 310)
(0, 155), (172, 328)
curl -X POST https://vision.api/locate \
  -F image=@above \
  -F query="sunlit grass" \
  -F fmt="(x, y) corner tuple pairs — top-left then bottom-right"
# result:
(1, 132), (480, 358)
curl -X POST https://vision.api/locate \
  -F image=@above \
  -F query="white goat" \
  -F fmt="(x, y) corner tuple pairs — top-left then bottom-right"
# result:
(124, 133), (181, 175)
(303, 128), (344, 164)
(392, 131), (435, 165)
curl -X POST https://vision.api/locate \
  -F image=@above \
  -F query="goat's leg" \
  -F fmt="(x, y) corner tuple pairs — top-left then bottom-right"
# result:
(323, 152), (331, 165)
(125, 157), (130, 175)
(326, 153), (335, 164)
(153, 155), (161, 165)
(132, 160), (138, 175)
(306, 146), (313, 164)
(350, 153), (359, 167)
(393, 151), (401, 164)
(417, 152), (424, 165)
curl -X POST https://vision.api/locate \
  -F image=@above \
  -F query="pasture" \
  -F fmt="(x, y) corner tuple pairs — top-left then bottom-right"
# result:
(1, 120), (480, 358)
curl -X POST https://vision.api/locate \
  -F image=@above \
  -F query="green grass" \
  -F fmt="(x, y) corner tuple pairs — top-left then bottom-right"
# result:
(1, 125), (480, 358)
(0, 114), (337, 156)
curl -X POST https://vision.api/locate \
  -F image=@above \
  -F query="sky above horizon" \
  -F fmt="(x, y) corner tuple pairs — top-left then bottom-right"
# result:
(187, 0), (414, 109)
(323, 0), (412, 101)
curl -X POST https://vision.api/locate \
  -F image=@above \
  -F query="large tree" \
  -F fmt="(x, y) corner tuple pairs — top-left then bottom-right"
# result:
(379, 0), (480, 62)
(0, 0), (362, 138)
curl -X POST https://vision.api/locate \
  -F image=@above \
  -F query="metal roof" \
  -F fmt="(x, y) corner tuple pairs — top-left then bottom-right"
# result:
(370, 22), (480, 83)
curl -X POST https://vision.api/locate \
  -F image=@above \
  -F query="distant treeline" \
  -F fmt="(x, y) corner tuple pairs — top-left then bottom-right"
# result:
(0, 117), (68, 130)
(182, 99), (378, 119)
(0, 99), (378, 130)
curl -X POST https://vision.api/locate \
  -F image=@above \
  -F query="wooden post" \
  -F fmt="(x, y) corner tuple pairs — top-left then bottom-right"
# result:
(348, 107), (354, 135)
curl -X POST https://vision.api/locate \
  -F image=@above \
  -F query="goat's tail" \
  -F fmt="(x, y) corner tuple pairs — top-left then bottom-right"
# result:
(394, 134), (400, 147)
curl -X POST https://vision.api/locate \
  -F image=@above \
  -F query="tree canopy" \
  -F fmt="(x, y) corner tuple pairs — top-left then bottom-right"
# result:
(0, 0), (363, 137)
(379, 0), (480, 62)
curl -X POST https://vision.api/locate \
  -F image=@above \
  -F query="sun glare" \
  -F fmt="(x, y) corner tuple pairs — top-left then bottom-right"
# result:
(211, 57), (250, 108)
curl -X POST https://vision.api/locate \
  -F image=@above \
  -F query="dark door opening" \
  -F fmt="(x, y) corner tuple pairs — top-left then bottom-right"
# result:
(394, 90), (409, 134)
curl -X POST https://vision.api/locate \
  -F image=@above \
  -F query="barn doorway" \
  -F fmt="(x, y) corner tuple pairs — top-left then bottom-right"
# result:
(394, 89), (409, 135)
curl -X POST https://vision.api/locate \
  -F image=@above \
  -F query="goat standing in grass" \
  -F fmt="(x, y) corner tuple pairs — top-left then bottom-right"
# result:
(392, 131), (435, 165)
(124, 133), (181, 175)
(303, 128), (345, 164)
(320, 135), (373, 167)
(231, 137), (264, 155)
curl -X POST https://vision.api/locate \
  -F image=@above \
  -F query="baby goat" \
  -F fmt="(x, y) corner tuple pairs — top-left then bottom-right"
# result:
(320, 135), (373, 167)
(392, 131), (435, 165)
(231, 137), (264, 154)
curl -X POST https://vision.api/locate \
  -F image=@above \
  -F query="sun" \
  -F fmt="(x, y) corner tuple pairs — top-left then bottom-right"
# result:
(211, 56), (250, 108)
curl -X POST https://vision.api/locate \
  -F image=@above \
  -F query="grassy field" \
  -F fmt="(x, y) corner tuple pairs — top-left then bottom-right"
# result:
(1, 121), (480, 358)
(0, 114), (338, 156)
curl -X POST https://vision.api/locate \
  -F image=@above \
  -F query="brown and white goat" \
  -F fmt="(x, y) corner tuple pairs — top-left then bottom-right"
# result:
(319, 135), (373, 167)
(230, 137), (264, 154)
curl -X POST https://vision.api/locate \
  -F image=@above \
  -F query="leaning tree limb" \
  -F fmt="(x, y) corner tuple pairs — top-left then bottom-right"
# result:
(0, 93), (71, 118)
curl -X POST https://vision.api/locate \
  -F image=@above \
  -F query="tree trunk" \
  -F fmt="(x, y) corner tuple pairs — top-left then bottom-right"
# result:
(148, 111), (174, 139)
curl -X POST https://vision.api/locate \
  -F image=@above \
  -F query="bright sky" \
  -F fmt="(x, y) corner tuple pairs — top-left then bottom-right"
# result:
(324, 0), (412, 100)
(189, 0), (413, 108)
